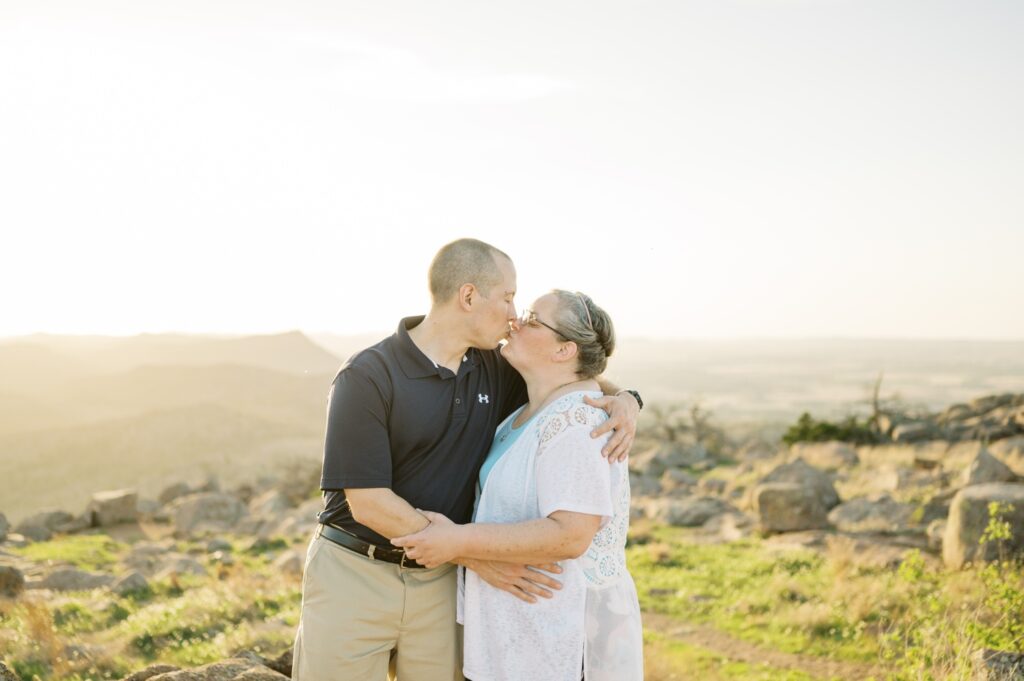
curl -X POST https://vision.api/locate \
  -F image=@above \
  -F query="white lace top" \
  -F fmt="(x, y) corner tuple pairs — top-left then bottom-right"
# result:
(459, 391), (643, 681)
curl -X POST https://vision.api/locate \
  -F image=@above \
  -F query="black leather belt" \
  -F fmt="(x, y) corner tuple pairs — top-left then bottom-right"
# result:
(316, 523), (425, 569)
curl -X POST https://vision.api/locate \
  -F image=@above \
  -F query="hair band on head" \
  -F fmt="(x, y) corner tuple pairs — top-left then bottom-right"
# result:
(576, 292), (594, 330)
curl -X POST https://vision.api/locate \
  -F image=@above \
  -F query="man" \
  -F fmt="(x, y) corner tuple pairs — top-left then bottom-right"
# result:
(292, 238), (641, 680)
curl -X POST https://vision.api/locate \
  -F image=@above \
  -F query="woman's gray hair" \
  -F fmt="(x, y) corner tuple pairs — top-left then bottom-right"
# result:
(550, 290), (615, 378)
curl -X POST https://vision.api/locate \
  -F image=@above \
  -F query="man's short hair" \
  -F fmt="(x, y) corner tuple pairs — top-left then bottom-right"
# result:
(428, 238), (511, 303)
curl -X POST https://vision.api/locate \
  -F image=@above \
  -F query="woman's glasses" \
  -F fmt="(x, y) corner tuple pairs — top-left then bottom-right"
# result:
(517, 309), (564, 337)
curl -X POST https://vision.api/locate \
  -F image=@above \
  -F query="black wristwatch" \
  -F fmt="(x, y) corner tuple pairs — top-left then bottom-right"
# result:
(617, 389), (644, 410)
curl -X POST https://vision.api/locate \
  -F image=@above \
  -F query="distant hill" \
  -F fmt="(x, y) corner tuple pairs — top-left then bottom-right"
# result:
(0, 403), (322, 523)
(4, 330), (342, 380)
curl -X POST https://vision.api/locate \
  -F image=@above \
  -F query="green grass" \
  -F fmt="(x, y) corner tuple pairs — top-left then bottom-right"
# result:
(628, 528), (878, 663)
(13, 534), (125, 571)
(643, 631), (823, 681)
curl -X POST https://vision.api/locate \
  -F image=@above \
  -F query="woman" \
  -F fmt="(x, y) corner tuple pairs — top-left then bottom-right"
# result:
(392, 290), (643, 681)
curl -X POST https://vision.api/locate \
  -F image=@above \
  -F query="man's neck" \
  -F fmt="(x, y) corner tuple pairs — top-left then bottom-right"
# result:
(407, 311), (471, 373)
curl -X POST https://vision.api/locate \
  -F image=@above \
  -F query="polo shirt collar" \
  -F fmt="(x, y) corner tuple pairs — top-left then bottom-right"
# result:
(394, 316), (479, 379)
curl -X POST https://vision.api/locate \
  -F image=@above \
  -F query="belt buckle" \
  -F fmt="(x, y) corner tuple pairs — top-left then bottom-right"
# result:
(367, 544), (376, 560)
(400, 552), (409, 569)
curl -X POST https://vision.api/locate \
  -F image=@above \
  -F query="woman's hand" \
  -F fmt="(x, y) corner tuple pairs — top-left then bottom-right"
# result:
(391, 510), (463, 568)
(584, 391), (639, 462)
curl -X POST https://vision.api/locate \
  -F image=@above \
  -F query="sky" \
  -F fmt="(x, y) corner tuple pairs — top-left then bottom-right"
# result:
(1, 0), (1022, 339)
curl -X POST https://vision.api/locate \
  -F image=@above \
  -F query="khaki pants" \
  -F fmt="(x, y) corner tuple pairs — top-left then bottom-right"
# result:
(292, 530), (462, 681)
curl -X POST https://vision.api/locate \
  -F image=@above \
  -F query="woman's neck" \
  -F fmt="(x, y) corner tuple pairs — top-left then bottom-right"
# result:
(517, 371), (597, 424)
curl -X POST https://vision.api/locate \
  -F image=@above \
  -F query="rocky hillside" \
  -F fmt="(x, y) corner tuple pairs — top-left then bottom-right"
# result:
(2, 393), (1024, 680)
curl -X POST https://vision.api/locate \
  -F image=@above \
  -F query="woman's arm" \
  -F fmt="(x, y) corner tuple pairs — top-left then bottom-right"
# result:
(391, 510), (602, 569)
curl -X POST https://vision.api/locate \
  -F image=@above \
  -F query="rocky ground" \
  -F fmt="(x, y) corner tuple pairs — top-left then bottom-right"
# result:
(2, 393), (1024, 680)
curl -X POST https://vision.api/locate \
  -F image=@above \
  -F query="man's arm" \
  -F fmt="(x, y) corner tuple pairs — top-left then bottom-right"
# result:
(344, 488), (429, 539)
(586, 377), (641, 461)
(457, 558), (563, 604)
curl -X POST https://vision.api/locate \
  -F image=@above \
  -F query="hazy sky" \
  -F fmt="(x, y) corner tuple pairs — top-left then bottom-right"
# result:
(2, 0), (1022, 339)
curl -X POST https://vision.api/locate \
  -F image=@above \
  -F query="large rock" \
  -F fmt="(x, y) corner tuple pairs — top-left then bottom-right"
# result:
(87, 489), (139, 527)
(170, 493), (248, 535)
(757, 458), (840, 510)
(33, 567), (115, 591)
(0, 512), (8, 542)
(943, 483), (1024, 569)
(827, 494), (914, 533)
(962, 448), (1019, 486)
(0, 565), (25, 597)
(971, 648), (1024, 680)
(753, 482), (830, 532)
(650, 496), (738, 527)
(1, 662), (21, 681)
(790, 441), (859, 471)
(272, 550), (304, 576)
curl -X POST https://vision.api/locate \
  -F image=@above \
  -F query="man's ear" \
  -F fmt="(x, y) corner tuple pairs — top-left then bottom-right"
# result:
(458, 283), (477, 311)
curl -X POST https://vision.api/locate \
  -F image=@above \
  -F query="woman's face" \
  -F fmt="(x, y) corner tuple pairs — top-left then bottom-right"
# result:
(501, 293), (566, 372)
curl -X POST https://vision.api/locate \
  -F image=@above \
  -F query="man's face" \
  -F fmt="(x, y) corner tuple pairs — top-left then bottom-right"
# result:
(475, 256), (517, 349)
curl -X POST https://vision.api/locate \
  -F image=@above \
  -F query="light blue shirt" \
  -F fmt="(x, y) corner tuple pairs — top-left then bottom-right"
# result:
(479, 406), (537, 491)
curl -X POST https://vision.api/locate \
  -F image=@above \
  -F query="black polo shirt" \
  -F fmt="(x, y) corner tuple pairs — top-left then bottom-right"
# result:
(317, 316), (528, 546)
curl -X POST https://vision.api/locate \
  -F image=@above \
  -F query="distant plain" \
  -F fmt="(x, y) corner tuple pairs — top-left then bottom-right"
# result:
(1, 331), (1022, 523)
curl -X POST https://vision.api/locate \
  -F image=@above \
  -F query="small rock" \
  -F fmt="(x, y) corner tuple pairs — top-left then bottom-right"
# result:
(136, 499), (162, 518)
(88, 489), (139, 527)
(33, 568), (115, 591)
(651, 496), (738, 527)
(233, 667), (290, 680)
(0, 565), (25, 597)
(272, 550), (304, 576)
(147, 657), (254, 680)
(927, 519), (946, 551)
(698, 478), (727, 496)
(15, 524), (52, 542)
(757, 458), (840, 510)
(120, 664), (181, 681)
(207, 538), (233, 553)
(158, 482), (192, 506)
(754, 482), (830, 533)
(265, 649), (293, 677)
(971, 647), (1024, 680)
(0, 513), (8, 542)
(827, 494), (914, 533)
(249, 490), (292, 516)
(111, 571), (150, 595)
(169, 493), (248, 536)
(155, 557), (208, 580)
(660, 468), (698, 491)
(790, 441), (860, 471)
(16, 509), (74, 534)
(210, 551), (235, 566)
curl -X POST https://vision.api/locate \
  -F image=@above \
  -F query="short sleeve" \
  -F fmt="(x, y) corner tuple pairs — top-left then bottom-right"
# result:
(535, 423), (614, 525)
(320, 365), (392, 490)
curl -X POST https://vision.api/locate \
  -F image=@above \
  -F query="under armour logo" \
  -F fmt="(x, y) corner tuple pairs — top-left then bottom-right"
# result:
(478, 394), (489, 404)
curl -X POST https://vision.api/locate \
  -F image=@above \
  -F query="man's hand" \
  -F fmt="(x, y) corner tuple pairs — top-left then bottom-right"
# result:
(391, 510), (462, 568)
(461, 558), (563, 604)
(584, 391), (640, 462)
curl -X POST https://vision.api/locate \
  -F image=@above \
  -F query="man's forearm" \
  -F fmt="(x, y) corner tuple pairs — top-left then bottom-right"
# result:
(344, 487), (430, 539)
